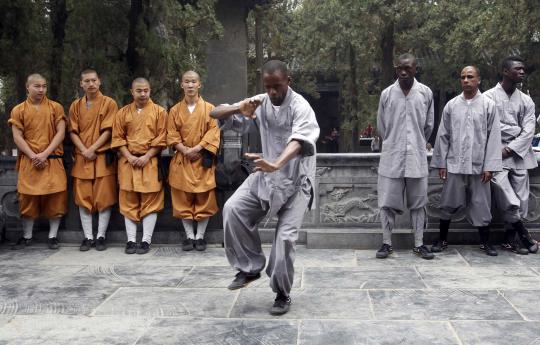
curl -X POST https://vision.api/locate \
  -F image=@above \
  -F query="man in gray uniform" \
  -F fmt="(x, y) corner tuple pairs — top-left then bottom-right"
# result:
(376, 53), (435, 260)
(485, 56), (539, 254)
(210, 60), (319, 315)
(431, 66), (502, 256)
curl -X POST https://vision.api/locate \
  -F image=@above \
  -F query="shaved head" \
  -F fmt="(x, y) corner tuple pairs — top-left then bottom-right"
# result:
(26, 73), (46, 87)
(81, 68), (99, 79)
(262, 60), (289, 77)
(397, 53), (417, 66)
(182, 70), (200, 81)
(462, 65), (480, 77)
(131, 77), (150, 88)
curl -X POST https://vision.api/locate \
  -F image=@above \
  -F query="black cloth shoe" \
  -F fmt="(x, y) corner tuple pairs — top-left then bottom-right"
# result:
(125, 241), (137, 254)
(269, 293), (291, 316)
(431, 240), (448, 253)
(227, 271), (261, 290)
(501, 241), (528, 255)
(512, 221), (539, 253)
(413, 245), (434, 260)
(376, 243), (393, 259)
(195, 239), (207, 251)
(95, 237), (107, 251)
(79, 238), (93, 251)
(11, 237), (32, 250)
(182, 238), (195, 251)
(136, 241), (150, 254)
(480, 243), (498, 256)
(47, 237), (59, 250)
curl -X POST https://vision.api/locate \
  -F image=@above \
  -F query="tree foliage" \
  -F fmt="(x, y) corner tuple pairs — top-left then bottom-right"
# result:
(248, 0), (540, 151)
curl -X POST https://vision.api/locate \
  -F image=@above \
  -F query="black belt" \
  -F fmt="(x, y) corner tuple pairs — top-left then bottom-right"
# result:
(47, 154), (64, 159)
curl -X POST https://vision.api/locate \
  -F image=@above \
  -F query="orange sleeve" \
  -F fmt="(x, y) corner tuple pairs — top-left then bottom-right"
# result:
(68, 100), (80, 134)
(100, 98), (118, 132)
(166, 106), (182, 146)
(150, 107), (167, 148)
(8, 105), (24, 131)
(111, 108), (127, 149)
(53, 102), (67, 127)
(199, 103), (220, 154)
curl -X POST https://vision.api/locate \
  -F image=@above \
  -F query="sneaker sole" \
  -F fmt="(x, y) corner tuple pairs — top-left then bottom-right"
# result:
(227, 275), (261, 290)
(269, 306), (290, 316)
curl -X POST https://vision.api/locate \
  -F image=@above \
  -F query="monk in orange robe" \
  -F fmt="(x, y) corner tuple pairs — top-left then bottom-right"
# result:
(8, 74), (67, 250)
(68, 69), (118, 252)
(167, 71), (220, 251)
(111, 78), (166, 255)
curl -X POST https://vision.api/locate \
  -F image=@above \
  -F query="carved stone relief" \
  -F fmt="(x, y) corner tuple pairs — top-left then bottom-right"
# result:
(320, 187), (379, 223)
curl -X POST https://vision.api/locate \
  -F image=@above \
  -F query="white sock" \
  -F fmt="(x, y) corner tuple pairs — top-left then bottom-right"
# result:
(79, 207), (93, 240)
(142, 213), (157, 244)
(182, 219), (195, 239)
(196, 218), (209, 240)
(22, 218), (34, 239)
(97, 208), (112, 239)
(49, 218), (61, 238)
(125, 218), (137, 242)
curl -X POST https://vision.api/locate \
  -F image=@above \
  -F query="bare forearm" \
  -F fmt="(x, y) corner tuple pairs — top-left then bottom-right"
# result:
(175, 142), (189, 154)
(274, 140), (302, 169)
(145, 146), (162, 158)
(209, 104), (241, 120)
(42, 121), (66, 156)
(12, 129), (36, 158)
(70, 132), (87, 152)
(88, 130), (111, 151)
(118, 146), (133, 159)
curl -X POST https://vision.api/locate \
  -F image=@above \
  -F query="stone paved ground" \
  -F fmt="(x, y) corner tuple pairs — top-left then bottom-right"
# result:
(0, 243), (540, 345)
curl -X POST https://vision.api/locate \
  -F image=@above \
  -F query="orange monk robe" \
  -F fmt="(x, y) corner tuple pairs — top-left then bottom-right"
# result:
(111, 100), (167, 221)
(68, 92), (118, 212)
(167, 97), (220, 220)
(8, 96), (67, 219)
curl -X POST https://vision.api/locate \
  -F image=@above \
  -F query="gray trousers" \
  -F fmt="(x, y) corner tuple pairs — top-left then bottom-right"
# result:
(491, 168), (529, 223)
(223, 173), (311, 296)
(440, 173), (491, 227)
(377, 175), (428, 247)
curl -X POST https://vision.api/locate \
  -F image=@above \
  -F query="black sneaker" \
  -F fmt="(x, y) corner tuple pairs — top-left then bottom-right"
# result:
(431, 240), (448, 253)
(79, 238), (93, 252)
(413, 245), (434, 260)
(125, 241), (137, 254)
(11, 237), (33, 250)
(269, 293), (291, 316)
(182, 238), (195, 251)
(376, 243), (393, 259)
(227, 271), (261, 290)
(95, 237), (107, 251)
(136, 241), (150, 254)
(47, 237), (59, 250)
(195, 239), (207, 251)
(501, 242), (528, 255)
(480, 243), (498, 256)
(518, 233), (539, 254)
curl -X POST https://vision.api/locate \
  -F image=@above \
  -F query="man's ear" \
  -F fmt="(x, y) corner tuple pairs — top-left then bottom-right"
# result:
(415, 65), (422, 75)
(287, 76), (292, 85)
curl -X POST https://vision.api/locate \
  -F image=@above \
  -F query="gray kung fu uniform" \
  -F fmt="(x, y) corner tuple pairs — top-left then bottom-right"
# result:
(484, 83), (537, 223)
(219, 88), (319, 296)
(431, 92), (502, 226)
(377, 79), (434, 246)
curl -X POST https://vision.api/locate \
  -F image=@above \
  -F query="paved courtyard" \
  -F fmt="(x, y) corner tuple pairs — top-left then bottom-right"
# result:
(0, 243), (539, 345)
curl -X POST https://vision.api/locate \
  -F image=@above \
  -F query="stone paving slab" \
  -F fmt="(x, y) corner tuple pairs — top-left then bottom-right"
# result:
(177, 266), (302, 289)
(299, 320), (460, 345)
(92, 287), (236, 318)
(369, 289), (522, 321)
(355, 248), (470, 267)
(147, 247), (229, 266)
(418, 266), (540, 290)
(61, 264), (193, 288)
(451, 320), (540, 345)
(0, 247), (58, 266)
(303, 266), (426, 289)
(0, 265), (85, 289)
(230, 288), (372, 319)
(499, 290), (540, 321)
(457, 246), (536, 266)
(136, 317), (299, 345)
(294, 247), (357, 267)
(0, 284), (117, 315)
(0, 315), (12, 327)
(39, 246), (155, 266)
(0, 315), (152, 345)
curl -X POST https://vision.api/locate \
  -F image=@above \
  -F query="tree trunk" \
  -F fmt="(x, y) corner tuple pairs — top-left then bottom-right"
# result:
(49, 0), (68, 101)
(380, 17), (395, 87)
(126, 0), (143, 76)
(254, 6), (263, 94)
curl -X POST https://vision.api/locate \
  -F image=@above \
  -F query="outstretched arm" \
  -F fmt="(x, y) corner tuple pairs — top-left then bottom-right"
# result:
(245, 140), (302, 173)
